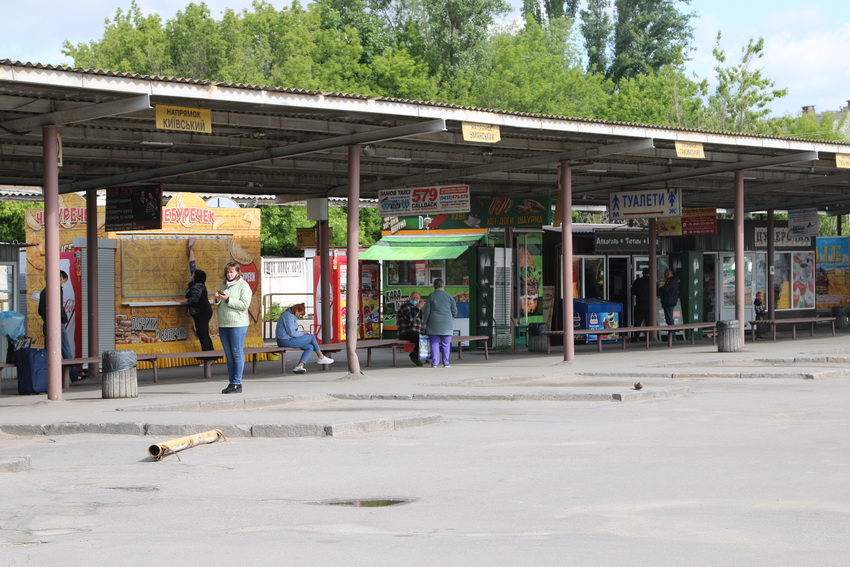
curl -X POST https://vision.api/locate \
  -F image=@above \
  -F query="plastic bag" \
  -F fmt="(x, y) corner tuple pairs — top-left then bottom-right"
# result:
(0, 311), (27, 340)
(419, 334), (431, 361)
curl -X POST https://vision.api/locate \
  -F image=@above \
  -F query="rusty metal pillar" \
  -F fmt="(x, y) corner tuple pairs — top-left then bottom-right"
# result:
(560, 161), (574, 362)
(767, 209), (776, 320)
(318, 218), (332, 345)
(648, 219), (658, 331)
(735, 171), (746, 344)
(42, 125), (62, 400)
(86, 189), (100, 379)
(346, 145), (363, 375)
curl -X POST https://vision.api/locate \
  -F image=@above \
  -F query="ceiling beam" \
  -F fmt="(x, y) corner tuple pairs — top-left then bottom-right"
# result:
(60, 119), (447, 193)
(0, 95), (151, 136)
(574, 151), (820, 194)
(341, 138), (656, 195)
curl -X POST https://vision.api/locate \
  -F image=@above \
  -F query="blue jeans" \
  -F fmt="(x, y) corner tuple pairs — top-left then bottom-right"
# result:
(43, 322), (79, 380)
(277, 334), (320, 365)
(219, 326), (248, 384)
(429, 334), (452, 367)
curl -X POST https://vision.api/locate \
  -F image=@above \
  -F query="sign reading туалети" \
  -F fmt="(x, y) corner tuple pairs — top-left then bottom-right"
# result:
(378, 185), (471, 217)
(609, 188), (681, 220)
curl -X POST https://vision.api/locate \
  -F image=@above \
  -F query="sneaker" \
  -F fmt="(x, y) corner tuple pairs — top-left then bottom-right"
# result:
(443, 365), (451, 368)
(293, 365), (307, 374)
(317, 356), (335, 365)
(221, 383), (242, 394)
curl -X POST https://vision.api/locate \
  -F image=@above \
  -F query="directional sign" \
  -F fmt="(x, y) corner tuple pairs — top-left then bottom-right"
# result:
(609, 188), (681, 220)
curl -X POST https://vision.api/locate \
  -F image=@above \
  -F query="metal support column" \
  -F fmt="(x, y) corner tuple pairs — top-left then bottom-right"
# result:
(560, 161), (574, 362)
(735, 171), (746, 344)
(346, 145), (363, 376)
(86, 189), (100, 379)
(648, 218), (658, 330)
(42, 125), (62, 400)
(767, 210), (776, 321)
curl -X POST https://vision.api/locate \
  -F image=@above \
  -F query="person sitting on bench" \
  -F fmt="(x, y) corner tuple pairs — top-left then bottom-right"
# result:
(275, 303), (335, 374)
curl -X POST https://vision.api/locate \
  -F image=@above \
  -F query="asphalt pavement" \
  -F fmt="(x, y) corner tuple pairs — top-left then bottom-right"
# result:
(2, 332), (850, 566)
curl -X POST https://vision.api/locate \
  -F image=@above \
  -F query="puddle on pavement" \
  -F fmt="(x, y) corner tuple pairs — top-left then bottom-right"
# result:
(324, 498), (413, 507)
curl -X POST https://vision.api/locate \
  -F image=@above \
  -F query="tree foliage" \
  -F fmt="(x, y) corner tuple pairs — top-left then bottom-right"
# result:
(260, 204), (382, 256)
(0, 202), (34, 244)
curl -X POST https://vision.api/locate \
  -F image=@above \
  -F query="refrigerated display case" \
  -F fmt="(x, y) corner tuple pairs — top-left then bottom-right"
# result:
(312, 253), (381, 343)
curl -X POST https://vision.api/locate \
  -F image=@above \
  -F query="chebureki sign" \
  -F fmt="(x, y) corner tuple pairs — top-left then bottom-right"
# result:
(25, 193), (264, 356)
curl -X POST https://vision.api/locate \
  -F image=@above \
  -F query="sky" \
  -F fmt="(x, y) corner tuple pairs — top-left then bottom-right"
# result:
(2, 0), (848, 117)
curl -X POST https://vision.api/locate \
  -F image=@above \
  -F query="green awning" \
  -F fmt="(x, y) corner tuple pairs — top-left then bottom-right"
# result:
(360, 233), (485, 261)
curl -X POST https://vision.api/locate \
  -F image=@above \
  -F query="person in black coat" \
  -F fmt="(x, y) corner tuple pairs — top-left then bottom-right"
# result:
(630, 268), (651, 342)
(38, 270), (81, 381)
(179, 238), (214, 353)
(658, 268), (680, 328)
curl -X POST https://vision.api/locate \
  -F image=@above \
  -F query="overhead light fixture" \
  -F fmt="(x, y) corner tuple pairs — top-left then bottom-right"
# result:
(587, 169), (607, 173)
(386, 156), (411, 161)
(139, 141), (174, 149)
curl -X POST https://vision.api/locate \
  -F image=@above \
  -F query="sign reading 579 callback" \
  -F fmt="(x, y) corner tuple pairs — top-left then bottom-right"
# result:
(378, 185), (470, 217)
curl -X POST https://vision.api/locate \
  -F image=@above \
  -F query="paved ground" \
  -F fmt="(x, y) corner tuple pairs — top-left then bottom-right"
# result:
(2, 333), (850, 566)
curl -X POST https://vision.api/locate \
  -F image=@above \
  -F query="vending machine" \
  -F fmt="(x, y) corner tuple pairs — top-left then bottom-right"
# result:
(313, 252), (381, 343)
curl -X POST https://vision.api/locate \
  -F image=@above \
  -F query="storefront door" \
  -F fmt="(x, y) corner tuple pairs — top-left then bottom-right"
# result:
(720, 253), (755, 322)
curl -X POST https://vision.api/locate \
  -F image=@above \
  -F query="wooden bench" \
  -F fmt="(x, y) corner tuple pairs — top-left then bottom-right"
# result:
(747, 317), (836, 341)
(0, 356), (102, 389)
(135, 347), (287, 383)
(452, 335), (490, 360)
(316, 339), (407, 369)
(543, 322), (717, 353)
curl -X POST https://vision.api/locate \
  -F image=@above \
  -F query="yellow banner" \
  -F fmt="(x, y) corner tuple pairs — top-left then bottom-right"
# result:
(836, 154), (850, 168)
(675, 141), (704, 159)
(155, 105), (212, 133)
(461, 122), (500, 143)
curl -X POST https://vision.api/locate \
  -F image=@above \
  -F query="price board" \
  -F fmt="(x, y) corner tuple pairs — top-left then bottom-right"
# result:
(378, 185), (470, 217)
(105, 186), (163, 231)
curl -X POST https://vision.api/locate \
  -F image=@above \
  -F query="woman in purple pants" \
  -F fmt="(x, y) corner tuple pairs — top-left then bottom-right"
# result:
(422, 279), (457, 368)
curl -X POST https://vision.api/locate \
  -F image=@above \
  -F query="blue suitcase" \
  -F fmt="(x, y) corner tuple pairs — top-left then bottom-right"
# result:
(16, 347), (48, 395)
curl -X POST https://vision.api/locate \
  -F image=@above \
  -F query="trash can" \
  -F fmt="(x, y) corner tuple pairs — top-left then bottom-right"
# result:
(102, 350), (138, 399)
(831, 306), (848, 329)
(716, 320), (742, 353)
(527, 323), (549, 352)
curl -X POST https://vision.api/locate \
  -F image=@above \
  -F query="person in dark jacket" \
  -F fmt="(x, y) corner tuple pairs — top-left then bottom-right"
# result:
(753, 290), (767, 339)
(630, 268), (651, 342)
(397, 291), (425, 366)
(38, 270), (81, 381)
(179, 238), (213, 353)
(658, 269), (680, 334)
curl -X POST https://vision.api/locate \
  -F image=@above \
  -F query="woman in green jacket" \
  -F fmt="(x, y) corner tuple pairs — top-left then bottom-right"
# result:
(215, 262), (253, 394)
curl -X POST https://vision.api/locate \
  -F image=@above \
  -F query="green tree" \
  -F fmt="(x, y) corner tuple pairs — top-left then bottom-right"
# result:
(602, 65), (703, 127)
(608, 0), (695, 84)
(0, 202), (33, 244)
(701, 33), (788, 133)
(522, 0), (580, 22)
(261, 204), (382, 256)
(63, 0), (169, 75)
(579, 0), (612, 73)
(461, 17), (609, 117)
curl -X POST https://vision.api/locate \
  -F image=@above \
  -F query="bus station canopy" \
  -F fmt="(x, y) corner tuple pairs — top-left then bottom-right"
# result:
(1, 60), (850, 214)
(360, 233), (487, 261)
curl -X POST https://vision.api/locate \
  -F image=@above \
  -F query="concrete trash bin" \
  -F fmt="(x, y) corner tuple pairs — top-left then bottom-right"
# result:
(831, 306), (848, 329)
(717, 320), (741, 353)
(102, 350), (138, 399)
(527, 323), (549, 352)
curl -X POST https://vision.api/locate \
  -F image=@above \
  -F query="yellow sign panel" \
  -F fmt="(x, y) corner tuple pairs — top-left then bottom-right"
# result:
(461, 122), (501, 143)
(155, 105), (212, 133)
(836, 153), (850, 168)
(297, 227), (333, 247)
(675, 141), (705, 159)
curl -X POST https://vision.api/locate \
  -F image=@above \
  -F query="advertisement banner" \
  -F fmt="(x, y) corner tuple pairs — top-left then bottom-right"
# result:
(378, 185), (470, 217)
(25, 192), (263, 359)
(815, 236), (850, 311)
(387, 196), (551, 231)
(788, 208), (819, 237)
